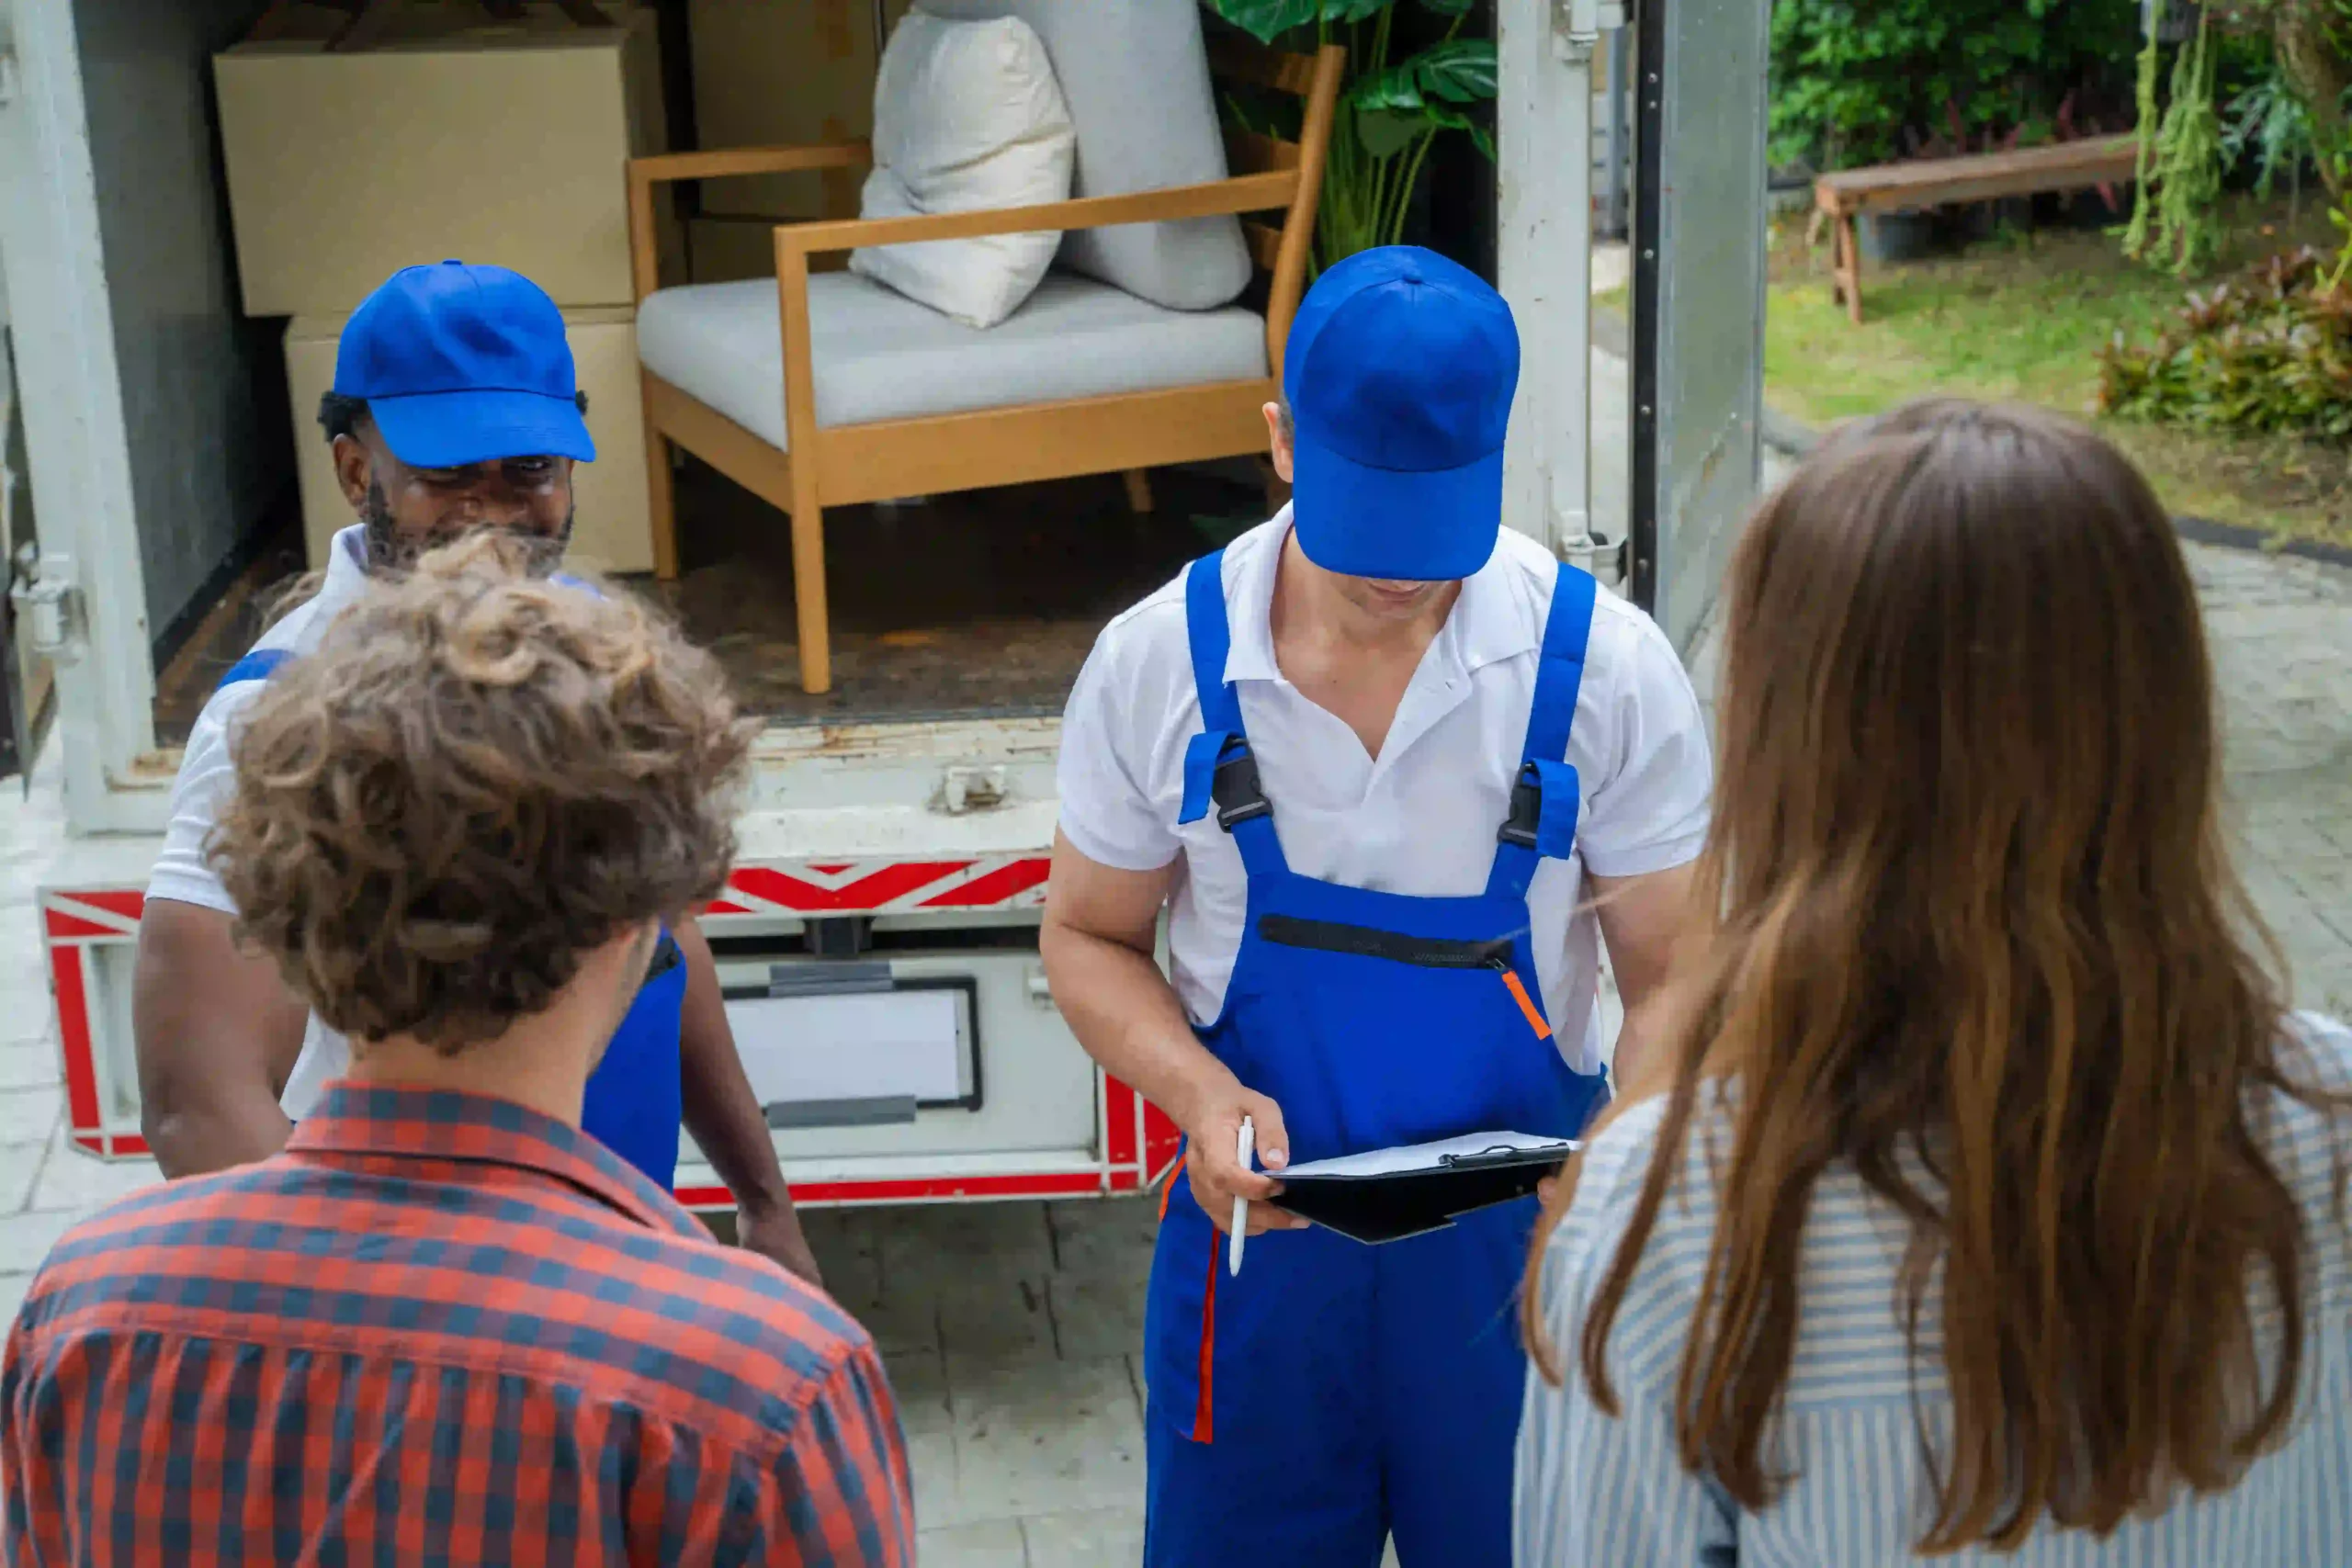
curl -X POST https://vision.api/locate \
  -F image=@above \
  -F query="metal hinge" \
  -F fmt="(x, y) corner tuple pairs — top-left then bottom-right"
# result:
(1553, 0), (1628, 59)
(1552, 516), (1628, 589)
(938, 764), (1008, 815)
(1548, 451), (1628, 592)
(10, 546), (85, 663)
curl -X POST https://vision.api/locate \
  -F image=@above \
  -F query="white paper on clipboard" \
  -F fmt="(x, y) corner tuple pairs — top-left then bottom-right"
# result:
(723, 987), (970, 1107)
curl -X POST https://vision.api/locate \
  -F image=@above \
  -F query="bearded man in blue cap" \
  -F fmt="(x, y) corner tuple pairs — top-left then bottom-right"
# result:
(132, 261), (821, 1287)
(1041, 246), (1713, 1564)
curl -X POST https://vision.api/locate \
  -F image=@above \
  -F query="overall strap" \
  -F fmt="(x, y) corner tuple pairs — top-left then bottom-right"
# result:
(214, 647), (296, 692)
(1487, 562), (1599, 900)
(1173, 552), (1286, 879)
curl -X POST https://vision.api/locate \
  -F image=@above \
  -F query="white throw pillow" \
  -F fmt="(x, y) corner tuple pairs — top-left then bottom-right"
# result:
(849, 12), (1076, 330)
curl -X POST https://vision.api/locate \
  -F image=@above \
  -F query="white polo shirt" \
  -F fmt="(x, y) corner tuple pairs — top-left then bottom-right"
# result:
(147, 525), (375, 1120)
(1056, 513), (1713, 1071)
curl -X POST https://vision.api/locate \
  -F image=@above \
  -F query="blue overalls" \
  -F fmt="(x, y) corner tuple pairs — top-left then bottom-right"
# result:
(215, 647), (687, 1190)
(1142, 550), (1611, 1568)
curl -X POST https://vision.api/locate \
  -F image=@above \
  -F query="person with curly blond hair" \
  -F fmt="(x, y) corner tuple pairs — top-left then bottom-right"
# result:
(3, 536), (915, 1567)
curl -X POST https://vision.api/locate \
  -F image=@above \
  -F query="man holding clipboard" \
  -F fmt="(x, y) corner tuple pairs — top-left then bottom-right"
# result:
(1041, 247), (1710, 1567)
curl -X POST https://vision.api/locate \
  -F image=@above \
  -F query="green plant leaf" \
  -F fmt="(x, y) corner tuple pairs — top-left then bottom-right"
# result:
(1205, 0), (1321, 45)
(1350, 38), (1497, 119)
(1402, 37), (1497, 103)
(1415, 0), (1478, 13)
(1356, 106), (1426, 157)
(1426, 102), (1496, 161)
(1321, 0), (1392, 22)
(1351, 62), (1426, 115)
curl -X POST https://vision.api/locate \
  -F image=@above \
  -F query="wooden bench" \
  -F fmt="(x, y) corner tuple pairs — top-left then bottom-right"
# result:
(1813, 133), (2141, 324)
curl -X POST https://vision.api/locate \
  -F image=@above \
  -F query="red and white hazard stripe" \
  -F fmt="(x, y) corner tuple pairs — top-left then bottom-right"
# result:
(701, 857), (1052, 917)
(37, 860), (1181, 1205)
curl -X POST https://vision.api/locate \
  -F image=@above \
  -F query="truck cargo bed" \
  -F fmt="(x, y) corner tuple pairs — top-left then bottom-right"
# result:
(151, 463), (1265, 744)
(658, 461), (1250, 725)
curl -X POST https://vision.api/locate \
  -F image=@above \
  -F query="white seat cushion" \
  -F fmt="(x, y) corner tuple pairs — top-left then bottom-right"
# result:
(636, 271), (1270, 450)
(849, 13), (1076, 330)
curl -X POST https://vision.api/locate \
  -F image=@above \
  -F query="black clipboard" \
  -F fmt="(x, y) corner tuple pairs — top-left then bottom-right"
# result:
(1268, 1134), (1577, 1245)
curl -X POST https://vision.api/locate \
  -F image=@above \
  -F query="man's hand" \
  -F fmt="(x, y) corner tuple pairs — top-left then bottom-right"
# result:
(1181, 1075), (1306, 1235)
(738, 1201), (826, 1290)
(1040, 834), (1306, 1236)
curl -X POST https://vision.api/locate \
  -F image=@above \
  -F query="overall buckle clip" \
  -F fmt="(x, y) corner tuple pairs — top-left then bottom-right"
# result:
(1498, 762), (1543, 850)
(1212, 743), (1272, 831)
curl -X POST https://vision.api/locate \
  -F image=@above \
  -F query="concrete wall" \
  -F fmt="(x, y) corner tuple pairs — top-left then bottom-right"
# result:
(72, 0), (286, 650)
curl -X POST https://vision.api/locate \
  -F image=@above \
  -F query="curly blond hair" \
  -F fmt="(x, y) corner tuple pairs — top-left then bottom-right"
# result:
(210, 533), (753, 1050)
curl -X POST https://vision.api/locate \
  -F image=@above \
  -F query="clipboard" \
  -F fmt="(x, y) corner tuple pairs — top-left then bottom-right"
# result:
(1269, 1131), (1578, 1245)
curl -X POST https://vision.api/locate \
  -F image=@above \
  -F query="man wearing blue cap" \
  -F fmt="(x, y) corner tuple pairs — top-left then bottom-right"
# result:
(132, 262), (821, 1287)
(1041, 247), (1712, 1564)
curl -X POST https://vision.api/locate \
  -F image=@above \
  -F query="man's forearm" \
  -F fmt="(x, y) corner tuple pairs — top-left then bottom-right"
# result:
(143, 1079), (294, 1179)
(133, 903), (310, 1179)
(674, 929), (794, 1215)
(1040, 921), (1234, 1129)
(1607, 986), (1668, 1100)
(678, 1041), (792, 1213)
(1591, 864), (1698, 1103)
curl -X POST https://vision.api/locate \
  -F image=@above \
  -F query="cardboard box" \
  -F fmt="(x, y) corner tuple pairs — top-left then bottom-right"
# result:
(284, 306), (654, 575)
(689, 0), (915, 220)
(217, 4), (675, 315)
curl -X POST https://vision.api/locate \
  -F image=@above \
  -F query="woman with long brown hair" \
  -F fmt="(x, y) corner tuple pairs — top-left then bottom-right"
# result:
(1514, 400), (2352, 1564)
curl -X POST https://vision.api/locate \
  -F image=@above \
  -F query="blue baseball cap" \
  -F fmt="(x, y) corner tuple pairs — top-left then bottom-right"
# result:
(1283, 246), (1519, 581)
(333, 260), (595, 468)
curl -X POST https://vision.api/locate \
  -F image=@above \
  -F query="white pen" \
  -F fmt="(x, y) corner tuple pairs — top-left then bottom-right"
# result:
(1229, 1115), (1255, 1277)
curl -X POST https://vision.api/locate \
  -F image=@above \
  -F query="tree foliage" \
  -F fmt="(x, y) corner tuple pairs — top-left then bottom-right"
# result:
(1768, 0), (2142, 173)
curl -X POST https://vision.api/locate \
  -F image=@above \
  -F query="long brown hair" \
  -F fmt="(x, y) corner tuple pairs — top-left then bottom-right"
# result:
(1523, 400), (2340, 1550)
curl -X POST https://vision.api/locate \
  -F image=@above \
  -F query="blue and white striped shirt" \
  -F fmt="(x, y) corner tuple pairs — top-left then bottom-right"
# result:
(1517, 1012), (2352, 1567)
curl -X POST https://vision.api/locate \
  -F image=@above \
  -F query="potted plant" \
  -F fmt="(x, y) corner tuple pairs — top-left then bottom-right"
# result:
(1206, 1), (1498, 270)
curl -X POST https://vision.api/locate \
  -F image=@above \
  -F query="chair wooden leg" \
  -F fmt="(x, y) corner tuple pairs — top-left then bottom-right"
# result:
(1122, 468), (1155, 514)
(787, 470), (831, 696)
(643, 376), (680, 581)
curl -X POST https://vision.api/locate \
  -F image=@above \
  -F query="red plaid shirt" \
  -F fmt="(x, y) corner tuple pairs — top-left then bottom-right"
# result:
(2, 1084), (914, 1566)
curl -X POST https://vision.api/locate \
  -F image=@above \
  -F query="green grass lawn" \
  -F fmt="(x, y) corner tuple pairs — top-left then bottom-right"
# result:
(1746, 198), (2352, 550)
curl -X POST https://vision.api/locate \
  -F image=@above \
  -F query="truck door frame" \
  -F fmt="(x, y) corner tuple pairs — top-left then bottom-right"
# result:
(0, 0), (168, 835)
(1628, 0), (1772, 654)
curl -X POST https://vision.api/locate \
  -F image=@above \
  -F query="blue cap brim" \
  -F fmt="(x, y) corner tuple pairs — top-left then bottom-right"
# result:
(365, 388), (596, 468)
(1288, 427), (1502, 581)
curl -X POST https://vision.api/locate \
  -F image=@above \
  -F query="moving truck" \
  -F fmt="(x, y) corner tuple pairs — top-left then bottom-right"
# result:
(0, 0), (1765, 1211)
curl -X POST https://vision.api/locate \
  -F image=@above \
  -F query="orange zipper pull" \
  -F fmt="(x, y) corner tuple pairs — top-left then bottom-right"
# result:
(1499, 969), (1554, 1041)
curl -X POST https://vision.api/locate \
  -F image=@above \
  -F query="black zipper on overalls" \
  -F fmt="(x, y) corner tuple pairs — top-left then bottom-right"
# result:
(1256, 916), (1553, 1038)
(1257, 915), (1515, 971)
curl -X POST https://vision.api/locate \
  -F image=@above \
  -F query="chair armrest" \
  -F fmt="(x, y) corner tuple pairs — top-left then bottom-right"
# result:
(752, 167), (1303, 497)
(629, 142), (873, 185)
(627, 143), (876, 299)
(775, 170), (1301, 258)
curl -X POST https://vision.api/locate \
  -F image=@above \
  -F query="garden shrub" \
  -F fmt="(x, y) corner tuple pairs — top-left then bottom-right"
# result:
(2098, 246), (2352, 439)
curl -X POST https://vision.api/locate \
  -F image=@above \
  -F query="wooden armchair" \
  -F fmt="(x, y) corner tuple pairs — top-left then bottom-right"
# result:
(624, 34), (1344, 694)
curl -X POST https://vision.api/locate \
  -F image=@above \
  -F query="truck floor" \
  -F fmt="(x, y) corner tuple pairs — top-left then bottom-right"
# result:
(149, 463), (1268, 746)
